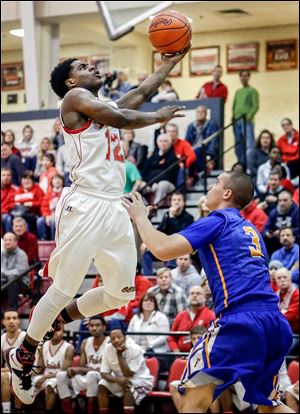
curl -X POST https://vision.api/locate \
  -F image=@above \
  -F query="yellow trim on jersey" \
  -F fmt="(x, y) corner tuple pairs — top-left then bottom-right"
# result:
(209, 244), (228, 308)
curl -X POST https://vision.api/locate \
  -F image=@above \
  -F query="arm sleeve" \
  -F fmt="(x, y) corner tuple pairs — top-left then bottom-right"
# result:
(179, 213), (226, 250)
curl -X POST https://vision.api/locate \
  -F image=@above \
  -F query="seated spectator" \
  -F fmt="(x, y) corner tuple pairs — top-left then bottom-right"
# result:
(1, 310), (26, 414)
(190, 325), (207, 347)
(231, 161), (246, 173)
(263, 190), (299, 254)
(13, 217), (38, 265)
(13, 171), (44, 233)
(285, 381), (299, 412)
(56, 316), (108, 414)
(99, 328), (154, 411)
(141, 191), (193, 275)
(197, 195), (210, 219)
(33, 327), (74, 412)
(140, 134), (179, 205)
(257, 170), (284, 214)
(103, 70), (132, 101)
(168, 286), (215, 353)
(202, 277), (214, 310)
(152, 122), (167, 154)
(271, 227), (299, 285)
(51, 118), (65, 150)
(1, 168), (18, 234)
(241, 200), (268, 233)
(195, 65), (228, 101)
(56, 144), (71, 187)
(147, 267), (187, 325)
(151, 79), (179, 103)
(256, 146), (289, 194)
(17, 124), (38, 171)
(185, 105), (219, 170)
(4, 129), (21, 158)
(122, 142), (143, 194)
(171, 254), (202, 296)
(1, 143), (24, 186)
(39, 153), (57, 194)
(268, 260), (283, 292)
(129, 72), (158, 102)
(120, 129), (147, 170)
(1, 232), (29, 309)
(277, 118), (299, 178)
(127, 293), (170, 368)
(34, 137), (56, 178)
(293, 187), (299, 206)
(37, 174), (64, 240)
(275, 267), (299, 333)
(248, 129), (276, 182)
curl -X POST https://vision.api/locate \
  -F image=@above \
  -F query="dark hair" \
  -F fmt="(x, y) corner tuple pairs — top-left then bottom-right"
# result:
(231, 162), (246, 173)
(269, 169), (282, 180)
(172, 191), (185, 200)
(279, 226), (295, 236)
(190, 325), (207, 336)
(89, 315), (107, 326)
(21, 170), (35, 181)
(214, 65), (223, 70)
(50, 58), (77, 99)
(281, 118), (293, 126)
(22, 124), (33, 134)
(255, 129), (276, 150)
(43, 153), (56, 165)
(51, 174), (64, 185)
(225, 172), (254, 210)
(239, 70), (250, 76)
(1, 167), (12, 174)
(138, 293), (159, 315)
(2, 309), (19, 319)
(4, 129), (16, 145)
(162, 80), (172, 87)
(110, 327), (126, 336)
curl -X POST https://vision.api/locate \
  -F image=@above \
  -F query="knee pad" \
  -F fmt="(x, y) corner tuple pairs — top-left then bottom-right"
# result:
(44, 283), (73, 312)
(103, 291), (133, 309)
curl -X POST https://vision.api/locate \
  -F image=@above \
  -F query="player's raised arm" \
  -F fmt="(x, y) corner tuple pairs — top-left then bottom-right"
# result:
(116, 47), (190, 110)
(63, 88), (185, 129)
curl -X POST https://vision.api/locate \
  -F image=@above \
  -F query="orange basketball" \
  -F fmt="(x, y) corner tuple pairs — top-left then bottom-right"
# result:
(148, 10), (192, 54)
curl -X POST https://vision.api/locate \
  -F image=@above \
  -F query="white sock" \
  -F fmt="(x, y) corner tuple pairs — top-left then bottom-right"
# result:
(2, 402), (11, 413)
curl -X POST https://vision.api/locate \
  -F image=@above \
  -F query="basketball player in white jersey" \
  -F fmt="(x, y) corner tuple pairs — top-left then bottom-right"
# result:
(6, 45), (190, 405)
(32, 327), (74, 412)
(56, 316), (109, 414)
(1, 310), (25, 414)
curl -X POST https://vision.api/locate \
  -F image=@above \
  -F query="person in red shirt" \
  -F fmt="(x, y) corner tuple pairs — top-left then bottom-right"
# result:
(292, 187), (299, 206)
(37, 174), (64, 240)
(13, 170), (44, 234)
(277, 118), (299, 179)
(240, 200), (268, 233)
(167, 285), (215, 353)
(1, 167), (18, 234)
(195, 65), (228, 102)
(12, 216), (38, 265)
(39, 153), (57, 194)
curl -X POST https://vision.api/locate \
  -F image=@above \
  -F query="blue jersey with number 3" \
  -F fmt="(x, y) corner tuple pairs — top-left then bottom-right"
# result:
(180, 208), (279, 316)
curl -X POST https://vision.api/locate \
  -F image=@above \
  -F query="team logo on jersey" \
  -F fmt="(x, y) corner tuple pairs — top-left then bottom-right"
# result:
(121, 286), (136, 293)
(65, 206), (73, 212)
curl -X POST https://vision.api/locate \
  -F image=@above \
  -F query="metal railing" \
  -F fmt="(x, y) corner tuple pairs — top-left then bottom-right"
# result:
(1, 262), (41, 291)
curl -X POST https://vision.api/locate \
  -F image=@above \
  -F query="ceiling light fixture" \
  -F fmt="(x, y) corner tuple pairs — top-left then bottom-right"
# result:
(9, 29), (24, 38)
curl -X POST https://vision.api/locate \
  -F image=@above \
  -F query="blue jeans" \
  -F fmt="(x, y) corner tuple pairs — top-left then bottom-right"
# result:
(2, 213), (12, 233)
(37, 217), (56, 240)
(233, 118), (255, 165)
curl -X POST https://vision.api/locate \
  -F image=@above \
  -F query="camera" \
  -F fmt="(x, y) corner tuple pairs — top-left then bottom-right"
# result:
(102, 71), (117, 93)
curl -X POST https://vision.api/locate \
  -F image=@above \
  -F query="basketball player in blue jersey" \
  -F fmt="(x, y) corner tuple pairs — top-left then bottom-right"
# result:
(5, 47), (190, 405)
(122, 172), (294, 413)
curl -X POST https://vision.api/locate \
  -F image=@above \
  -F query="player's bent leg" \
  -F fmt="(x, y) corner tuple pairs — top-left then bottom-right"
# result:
(85, 371), (100, 397)
(1, 372), (12, 413)
(98, 385), (110, 412)
(45, 385), (57, 411)
(177, 384), (215, 413)
(170, 383), (181, 411)
(258, 404), (296, 413)
(123, 388), (135, 414)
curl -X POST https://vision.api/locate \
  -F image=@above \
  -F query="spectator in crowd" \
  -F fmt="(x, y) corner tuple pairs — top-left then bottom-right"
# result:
(197, 195), (210, 220)
(17, 124), (38, 171)
(13, 171), (44, 233)
(190, 325), (207, 347)
(275, 267), (299, 334)
(151, 79), (179, 103)
(240, 200), (268, 233)
(152, 122), (167, 154)
(1, 168), (18, 233)
(1, 310), (26, 414)
(1, 130), (4, 143)
(277, 118), (299, 178)
(256, 146), (289, 194)
(293, 187), (299, 206)
(122, 142), (143, 194)
(186, 105), (219, 170)
(271, 227), (299, 279)
(57, 316), (108, 414)
(202, 277), (214, 310)
(104, 71), (133, 101)
(129, 72), (158, 102)
(168, 286), (215, 353)
(1, 232), (29, 309)
(285, 381), (299, 412)
(231, 161), (246, 174)
(127, 293), (170, 365)
(37, 174), (64, 240)
(13, 217), (38, 265)
(268, 260), (283, 292)
(1, 143), (24, 186)
(141, 192), (193, 274)
(39, 153), (57, 194)
(171, 254), (202, 296)
(51, 118), (65, 150)
(56, 143), (71, 187)
(147, 267), (187, 324)
(120, 129), (148, 170)
(99, 328), (154, 412)
(257, 170), (284, 215)
(263, 190), (299, 254)
(34, 137), (56, 178)
(232, 70), (259, 164)
(4, 130), (21, 158)
(32, 327), (74, 412)
(248, 129), (276, 181)
(140, 134), (179, 205)
(195, 65), (228, 102)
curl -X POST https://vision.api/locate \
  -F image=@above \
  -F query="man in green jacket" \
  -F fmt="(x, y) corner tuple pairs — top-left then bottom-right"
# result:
(232, 70), (259, 166)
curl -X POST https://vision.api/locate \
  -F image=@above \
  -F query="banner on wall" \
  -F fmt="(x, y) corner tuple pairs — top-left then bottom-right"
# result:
(1, 62), (25, 91)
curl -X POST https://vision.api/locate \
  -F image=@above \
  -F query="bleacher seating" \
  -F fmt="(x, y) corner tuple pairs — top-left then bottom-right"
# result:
(37, 241), (56, 262)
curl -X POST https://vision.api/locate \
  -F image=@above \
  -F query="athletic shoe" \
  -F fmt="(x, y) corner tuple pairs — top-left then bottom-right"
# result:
(5, 347), (35, 405)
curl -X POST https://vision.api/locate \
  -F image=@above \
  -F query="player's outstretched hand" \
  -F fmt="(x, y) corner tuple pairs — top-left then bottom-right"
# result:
(157, 105), (186, 122)
(161, 44), (191, 64)
(122, 192), (153, 223)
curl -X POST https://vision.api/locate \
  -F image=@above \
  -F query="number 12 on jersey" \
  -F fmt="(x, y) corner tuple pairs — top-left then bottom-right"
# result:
(243, 226), (263, 257)
(105, 130), (125, 163)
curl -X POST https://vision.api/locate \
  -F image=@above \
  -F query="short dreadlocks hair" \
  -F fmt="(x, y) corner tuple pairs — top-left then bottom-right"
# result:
(50, 58), (77, 99)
